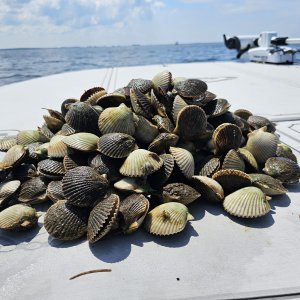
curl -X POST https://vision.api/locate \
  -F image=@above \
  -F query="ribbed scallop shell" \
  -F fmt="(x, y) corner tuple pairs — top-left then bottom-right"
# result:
(97, 133), (136, 158)
(1, 145), (27, 168)
(127, 78), (153, 93)
(38, 123), (54, 140)
(233, 109), (253, 120)
(263, 157), (300, 184)
(27, 142), (43, 161)
(87, 194), (120, 243)
(63, 132), (99, 152)
(148, 133), (179, 154)
(150, 89), (167, 117)
(130, 88), (154, 118)
(222, 149), (245, 172)
(172, 95), (188, 123)
(119, 194), (149, 233)
(47, 180), (64, 202)
(62, 166), (109, 207)
(204, 98), (231, 117)
(61, 98), (78, 116)
(148, 154), (175, 189)
(85, 90), (107, 105)
(237, 148), (258, 171)
(249, 173), (287, 196)
(43, 115), (64, 132)
(212, 123), (242, 155)
(174, 105), (207, 141)
(152, 70), (172, 95)
(246, 127), (279, 164)
(212, 169), (252, 195)
(120, 149), (163, 177)
(198, 156), (221, 177)
(17, 130), (45, 145)
(163, 183), (200, 205)
(80, 86), (106, 102)
(0, 180), (21, 203)
(223, 187), (271, 218)
(144, 202), (193, 236)
(98, 103), (137, 135)
(63, 153), (89, 171)
(174, 78), (207, 99)
(134, 115), (159, 145)
(0, 136), (17, 151)
(96, 93), (126, 108)
(248, 115), (276, 132)
(44, 200), (89, 240)
(169, 147), (194, 179)
(152, 115), (174, 133)
(57, 123), (76, 136)
(192, 175), (224, 202)
(19, 177), (48, 204)
(65, 102), (99, 134)
(37, 159), (65, 179)
(48, 135), (69, 158)
(276, 144), (297, 163)
(0, 204), (40, 230)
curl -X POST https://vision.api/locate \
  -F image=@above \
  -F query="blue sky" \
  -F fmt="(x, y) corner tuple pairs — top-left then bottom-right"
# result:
(0, 0), (299, 48)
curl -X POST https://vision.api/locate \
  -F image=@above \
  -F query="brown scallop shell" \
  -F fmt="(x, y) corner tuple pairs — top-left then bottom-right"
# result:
(172, 95), (188, 123)
(192, 175), (224, 202)
(173, 105), (207, 141)
(163, 183), (200, 205)
(198, 156), (221, 177)
(87, 194), (120, 243)
(43, 115), (64, 132)
(150, 89), (167, 117)
(130, 88), (154, 118)
(204, 98), (231, 117)
(152, 70), (172, 95)
(97, 133), (136, 158)
(62, 166), (109, 207)
(212, 169), (252, 195)
(61, 98), (78, 116)
(174, 78), (207, 99)
(1, 145), (27, 168)
(212, 123), (242, 155)
(169, 147), (194, 179)
(233, 109), (253, 120)
(44, 200), (89, 240)
(80, 86), (106, 102)
(127, 78), (153, 93)
(0, 180), (21, 207)
(57, 123), (76, 136)
(46, 180), (64, 202)
(134, 115), (159, 145)
(37, 159), (65, 179)
(63, 153), (90, 171)
(119, 194), (149, 234)
(222, 149), (245, 172)
(237, 148), (259, 171)
(148, 133), (179, 154)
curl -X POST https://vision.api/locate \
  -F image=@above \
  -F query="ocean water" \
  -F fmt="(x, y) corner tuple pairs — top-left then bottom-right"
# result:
(0, 42), (299, 87)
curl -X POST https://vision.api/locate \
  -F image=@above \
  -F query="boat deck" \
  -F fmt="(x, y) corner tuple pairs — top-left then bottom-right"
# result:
(0, 62), (300, 300)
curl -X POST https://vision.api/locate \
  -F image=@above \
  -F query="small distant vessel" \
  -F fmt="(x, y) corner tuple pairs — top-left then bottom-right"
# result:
(224, 31), (300, 64)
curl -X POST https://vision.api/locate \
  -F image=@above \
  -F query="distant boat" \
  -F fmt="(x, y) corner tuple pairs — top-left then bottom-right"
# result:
(174, 41), (179, 46)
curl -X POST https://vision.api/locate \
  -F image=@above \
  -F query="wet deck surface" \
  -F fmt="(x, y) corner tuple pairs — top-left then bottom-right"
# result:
(0, 62), (300, 300)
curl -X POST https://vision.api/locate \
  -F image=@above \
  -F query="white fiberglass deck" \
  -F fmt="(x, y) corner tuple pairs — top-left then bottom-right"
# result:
(0, 62), (300, 300)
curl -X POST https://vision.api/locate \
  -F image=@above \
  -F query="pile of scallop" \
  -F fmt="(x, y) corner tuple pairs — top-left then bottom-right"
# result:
(0, 70), (300, 243)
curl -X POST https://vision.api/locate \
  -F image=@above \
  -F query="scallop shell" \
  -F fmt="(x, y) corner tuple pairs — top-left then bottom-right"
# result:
(249, 173), (287, 196)
(148, 154), (175, 189)
(0, 136), (17, 151)
(38, 123), (54, 140)
(61, 98), (78, 116)
(212, 169), (251, 195)
(46, 180), (64, 202)
(162, 183), (200, 205)
(1, 145), (27, 168)
(174, 78), (207, 99)
(237, 148), (259, 171)
(152, 115), (174, 133)
(119, 194), (149, 233)
(222, 149), (245, 172)
(0, 204), (40, 230)
(130, 88), (154, 118)
(19, 176), (49, 204)
(263, 157), (300, 184)
(62, 166), (109, 207)
(204, 98), (231, 117)
(98, 103), (137, 135)
(97, 133), (136, 158)
(57, 123), (76, 136)
(63, 153), (89, 171)
(95, 93), (126, 108)
(37, 159), (65, 179)
(134, 115), (159, 145)
(173, 105), (207, 141)
(0, 180), (21, 206)
(233, 109), (253, 120)
(248, 115), (276, 133)
(152, 70), (172, 95)
(16, 130), (46, 145)
(127, 78), (153, 93)
(148, 133), (179, 154)
(65, 102), (99, 134)
(150, 89), (167, 117)
(169, 147), (194, 179)
(27, 142), (43, 161)
(212, 123), (242, 155)
(63, 132), (99, 152)
(114, 177), (154, 194)
(87, 194), (120, 243)
(120, 149), (163, 177)
(223, 187), (271, 218)
(192, 175), (224, 202)
(80, 86), (106, 102)
(172, 95), (188, 123)
(48, 135), (69, 158)
(198, 156), (221, 177)
(246, 127), (279, 164)
(144, 202), (193, 236)
(43, 115), (64, 132)
(44, 200), (89, 240)
(276, 144), (297, 163)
